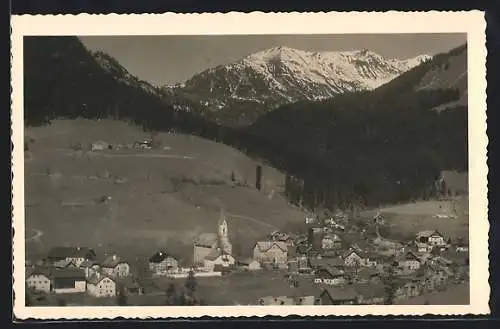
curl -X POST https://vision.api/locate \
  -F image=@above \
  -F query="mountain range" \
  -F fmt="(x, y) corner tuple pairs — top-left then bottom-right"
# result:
(162, 46), (432, 126)
(23, 36), (467, 210)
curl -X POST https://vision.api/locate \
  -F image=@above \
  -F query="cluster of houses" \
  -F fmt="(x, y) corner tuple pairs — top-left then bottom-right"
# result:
(89, 138), (155, 152)
(25, 207), (469, 306)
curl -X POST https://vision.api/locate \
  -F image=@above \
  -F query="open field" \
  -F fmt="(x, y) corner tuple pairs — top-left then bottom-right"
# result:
(396, 283), (470, 305)
(361, 199), (469, 242)
(24, 119), (308, 262)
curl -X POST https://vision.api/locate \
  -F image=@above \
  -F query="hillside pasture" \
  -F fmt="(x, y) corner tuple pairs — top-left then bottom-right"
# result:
(24, 119), (307, 262)
(363, 199), (469, 241)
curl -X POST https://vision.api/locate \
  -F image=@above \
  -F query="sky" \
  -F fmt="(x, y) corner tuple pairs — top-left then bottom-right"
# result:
(79, 33), (466, 87)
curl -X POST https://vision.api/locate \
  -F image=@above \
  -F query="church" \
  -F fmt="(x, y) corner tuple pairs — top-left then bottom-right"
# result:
(193, 208), (234, 267)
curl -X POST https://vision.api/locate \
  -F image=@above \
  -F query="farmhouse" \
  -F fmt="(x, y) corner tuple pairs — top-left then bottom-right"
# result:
(318, 286), (358, 305)
(394, 251), (422, 275)
(52, 268), (86, 294)
(101, 254), (130, 278)
(416, 230), (446, 247)
(253, 241), (288, 266)
(321, 233), (342, 250)
(148, 251), (179, 276)
(342, 249), (376, 267)
(26, 267), (52, 293)
(314, 267), (346, 286)
(203, 249), (236, 271)
(86, 272), (117, 298)
(47, 246), (97, 268)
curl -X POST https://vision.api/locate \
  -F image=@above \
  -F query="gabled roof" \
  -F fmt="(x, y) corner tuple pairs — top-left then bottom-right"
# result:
(416, 230), (443, 238)
(87, 272), (116, 285)
(101, 255), (128, 268)
(316, 266), (345, 278)
(26, 266), (52, 279)
(47, 246), (96, 260)
(254, 241), (288, 253)
(52, 268), (86, 280)
(205, 249), (233, 261)
(321, 286), (358, 301)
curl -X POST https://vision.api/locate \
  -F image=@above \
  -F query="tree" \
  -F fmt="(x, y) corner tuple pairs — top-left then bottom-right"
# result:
(184, 270), (198, 303)
(255, 165), (262, 191)
(165, 282), (177, 306)
(231, 171), (236, 182)
(383, 264), (398, 305)
(116, 284), (127, 306)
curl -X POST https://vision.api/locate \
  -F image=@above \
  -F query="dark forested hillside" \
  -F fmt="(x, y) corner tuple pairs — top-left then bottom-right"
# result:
(239, 44), (468, 210)
(23, 37), (468, 213)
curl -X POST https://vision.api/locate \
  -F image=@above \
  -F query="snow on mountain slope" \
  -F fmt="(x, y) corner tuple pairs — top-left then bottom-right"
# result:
(173, 46), (432, 126)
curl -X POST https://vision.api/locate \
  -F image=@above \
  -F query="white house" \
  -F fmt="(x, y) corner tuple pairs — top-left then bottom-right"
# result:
(253, 241), (288, 265)
(86, 272), (117, 298)
(314, 267), (346, 286)
(416, 230), (446, 247)
(26, 267), (52, 293)
(149, 251), (179, 276)
(203, 250), (235, 271)
(101, 254), (130, 278)
(342, 250), (364, 267)
(52, 268), (86, 294)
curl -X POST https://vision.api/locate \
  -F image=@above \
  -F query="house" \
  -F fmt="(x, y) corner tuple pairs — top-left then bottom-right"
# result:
(26, 267), (52, 293)
(149, 251), (179, 276)
(321, 234), (342, 250)
(394, 251), (422, 275)
(455, 243), (469, 253)
(356, 268), (383, 284)
(342, 249), (376, 267)
(203, 249), (236, 271)
(52, 268), (86, 294)
(355, 284), (387, 305)
(314, 267), (346, 286)
(318, 286), (358, 305)
(394, 278), (422, 300)
(253, 241), (288, 265)
(101, 254), (130, 278)
(80, 259), (101, 279)
(309, 257), (345, 271)
(86, 271), (116, 298)
(416, 231), (446, 247)
(193, 233), (219, 266)
(238, 258), (262, 271)
(47, 246), (97, 268)
(416, 242), (433, 253)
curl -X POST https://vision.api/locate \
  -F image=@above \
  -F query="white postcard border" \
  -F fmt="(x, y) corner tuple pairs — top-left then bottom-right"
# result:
(11, 11), (489, 319)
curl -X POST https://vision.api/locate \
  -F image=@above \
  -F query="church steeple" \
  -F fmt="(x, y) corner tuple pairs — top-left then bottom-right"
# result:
(217, 207), (232, 255)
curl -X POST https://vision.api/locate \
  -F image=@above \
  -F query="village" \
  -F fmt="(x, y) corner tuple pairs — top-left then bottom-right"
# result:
(25, 187), (470, 306)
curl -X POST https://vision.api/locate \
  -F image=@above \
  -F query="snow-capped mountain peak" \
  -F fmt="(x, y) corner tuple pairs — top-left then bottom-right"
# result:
(173, 46), (433, 126)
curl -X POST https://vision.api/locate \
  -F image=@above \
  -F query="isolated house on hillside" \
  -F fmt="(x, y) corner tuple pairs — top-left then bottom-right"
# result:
(47, 246), (97, 268)
(253, 241), (288, 266)
(26, 267), (52, 293)
(415, 230), (446, 247)
(148, 251), (178, 276)
(436, 170), (468, 198)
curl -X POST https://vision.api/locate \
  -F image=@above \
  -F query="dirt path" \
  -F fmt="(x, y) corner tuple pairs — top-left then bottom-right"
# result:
(226, 212), (277, 230)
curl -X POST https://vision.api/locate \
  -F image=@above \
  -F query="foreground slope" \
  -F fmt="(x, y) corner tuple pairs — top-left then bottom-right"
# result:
(24, 120), (307, 261)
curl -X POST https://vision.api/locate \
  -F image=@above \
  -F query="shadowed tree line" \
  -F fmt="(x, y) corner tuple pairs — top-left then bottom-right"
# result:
(24, 36), (467, 212)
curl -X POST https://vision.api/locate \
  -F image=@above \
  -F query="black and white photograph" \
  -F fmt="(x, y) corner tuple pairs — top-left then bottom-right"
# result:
(11, 12), (488, 318)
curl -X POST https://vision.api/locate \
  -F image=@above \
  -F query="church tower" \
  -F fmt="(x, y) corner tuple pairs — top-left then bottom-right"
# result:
(217, 208), (232, 255)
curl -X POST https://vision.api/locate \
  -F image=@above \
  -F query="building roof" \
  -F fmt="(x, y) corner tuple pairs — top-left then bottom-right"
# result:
(101, 255), (127, 268)
(26, 266), (52, 279)
(321, 286), (358, 301)
(317, 266), (345, 278)
(204, 249), (233, 261)
(194, 233), (218, 248)
(254, 241), (288, 253)
(47, 246), (96, 260)
(416, 230), (443, 238)
(79, 259), (100, 268)
(87, 272), (116, 285)
(52, 268), (86, 280)
(148, 250), (176, 263)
